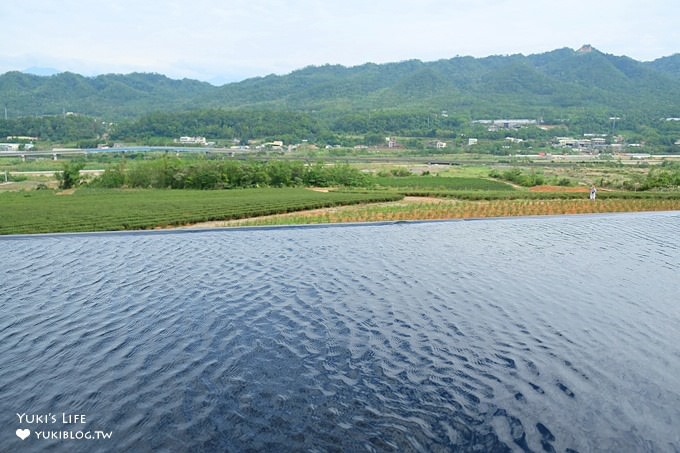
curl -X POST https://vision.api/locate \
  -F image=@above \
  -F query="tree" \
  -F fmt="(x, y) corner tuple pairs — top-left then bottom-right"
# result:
(56, 161), (85, 189)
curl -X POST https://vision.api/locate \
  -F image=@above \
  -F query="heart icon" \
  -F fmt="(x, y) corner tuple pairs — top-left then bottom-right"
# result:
(16, 428), (30, 440)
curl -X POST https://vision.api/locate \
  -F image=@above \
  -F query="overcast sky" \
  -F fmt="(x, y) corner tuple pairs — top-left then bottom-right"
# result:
(1, 0), (678, 84)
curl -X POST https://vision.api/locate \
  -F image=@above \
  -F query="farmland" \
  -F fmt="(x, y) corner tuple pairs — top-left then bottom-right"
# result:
(374, 175), (515, 191)
(219, 197), (680, 227)
(0, 188), (402, 235)
(1, 155), (679, 235)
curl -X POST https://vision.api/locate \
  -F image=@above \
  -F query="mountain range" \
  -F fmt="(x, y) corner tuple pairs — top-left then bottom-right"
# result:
(1, 45), (679, 121)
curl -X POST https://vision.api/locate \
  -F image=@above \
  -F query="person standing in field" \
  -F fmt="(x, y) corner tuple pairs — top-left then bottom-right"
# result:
(590, 186), (597, 200)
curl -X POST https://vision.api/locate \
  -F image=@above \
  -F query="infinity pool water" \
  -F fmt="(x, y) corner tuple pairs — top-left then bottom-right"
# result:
(2, 212), (679, 452)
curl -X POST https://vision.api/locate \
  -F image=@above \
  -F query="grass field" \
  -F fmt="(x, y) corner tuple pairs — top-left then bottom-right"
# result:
(374, 176), (515, 191)
(0, 188), (402, 235)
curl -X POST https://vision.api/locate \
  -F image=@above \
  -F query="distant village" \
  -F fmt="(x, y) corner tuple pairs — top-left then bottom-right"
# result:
(2, 117), (680, 158)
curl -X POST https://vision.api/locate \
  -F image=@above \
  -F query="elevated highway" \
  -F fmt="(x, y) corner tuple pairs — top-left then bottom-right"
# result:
(0, 146), (251, 160)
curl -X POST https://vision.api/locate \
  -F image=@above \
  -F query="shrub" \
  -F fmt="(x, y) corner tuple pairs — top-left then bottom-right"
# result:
(390, 168), (412, 177)
(56, 161), (85, 189)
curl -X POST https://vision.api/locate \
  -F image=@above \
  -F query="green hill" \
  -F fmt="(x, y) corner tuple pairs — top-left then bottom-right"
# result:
(1, 45), (680, 121)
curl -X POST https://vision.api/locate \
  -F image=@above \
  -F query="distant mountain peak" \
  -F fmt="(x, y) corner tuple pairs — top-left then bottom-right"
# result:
(577, 44), (595, 54)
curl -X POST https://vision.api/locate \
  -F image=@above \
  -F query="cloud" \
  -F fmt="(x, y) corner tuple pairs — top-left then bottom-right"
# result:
(0, 0), (677, 82)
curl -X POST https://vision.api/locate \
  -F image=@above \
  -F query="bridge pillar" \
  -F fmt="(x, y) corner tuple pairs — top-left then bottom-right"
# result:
(53, 153), (58, 161)
(21, 154), (26, 162)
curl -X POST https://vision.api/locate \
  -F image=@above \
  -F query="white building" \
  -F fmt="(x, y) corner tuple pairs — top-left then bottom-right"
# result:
(473, 119), (538, 130)
(177, 136), (208, 145)
(0, 143), (20, 151)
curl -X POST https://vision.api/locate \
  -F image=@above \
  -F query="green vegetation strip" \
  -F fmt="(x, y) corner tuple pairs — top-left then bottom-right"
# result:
(395, 190), (680, 200)
(374, 176), (515, 191)
(0, 188), (402, 235)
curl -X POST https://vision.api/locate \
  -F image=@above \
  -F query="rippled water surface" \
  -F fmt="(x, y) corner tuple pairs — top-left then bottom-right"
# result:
(2, 212), (680, 452)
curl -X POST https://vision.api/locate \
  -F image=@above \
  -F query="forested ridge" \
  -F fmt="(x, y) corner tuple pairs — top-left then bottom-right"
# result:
(2, 46), (680, 120)
(2, 46), (680, 149)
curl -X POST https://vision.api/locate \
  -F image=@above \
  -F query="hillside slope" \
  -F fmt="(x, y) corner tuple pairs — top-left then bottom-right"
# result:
(1, 46), (679, 120)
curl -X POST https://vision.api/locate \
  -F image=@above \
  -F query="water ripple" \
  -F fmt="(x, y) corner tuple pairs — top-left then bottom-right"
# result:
(1, 212), (679, 452)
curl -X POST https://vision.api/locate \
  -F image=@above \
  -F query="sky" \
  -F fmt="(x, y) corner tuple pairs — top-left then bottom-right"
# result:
(1, 0), (678, 85)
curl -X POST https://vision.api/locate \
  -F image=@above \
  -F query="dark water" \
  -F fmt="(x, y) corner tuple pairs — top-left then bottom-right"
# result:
(1, 212), (679, 452)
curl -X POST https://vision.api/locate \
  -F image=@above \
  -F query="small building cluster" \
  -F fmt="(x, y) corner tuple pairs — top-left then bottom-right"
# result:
(553, 136), (608, 151)
(0, 142), (34, 151)
(0, 143), (20, 151)
(175, 136), (215, 146)
(1, 135), (37, 152)
(472, 119), (538, 132)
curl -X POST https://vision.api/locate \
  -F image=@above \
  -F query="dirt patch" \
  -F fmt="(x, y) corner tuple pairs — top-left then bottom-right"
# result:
(529, 185), (589, 193)
(55, 189), (76, 195)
